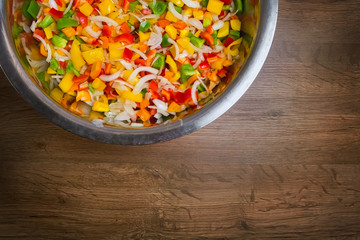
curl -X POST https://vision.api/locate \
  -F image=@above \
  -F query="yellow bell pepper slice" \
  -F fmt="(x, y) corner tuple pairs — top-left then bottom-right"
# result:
(108, 43), (124, 60)
(166, 55), (177, 73)
(82, 48), (105, 65)
(230, 19), (241, 31)
(165, 25), (177, 39)
(207, 0), (224, 15)
(98, 0), (115, 16)
(176, 37), (190, 49)
(217, 21), (229, 38)
(92, 95), (110, 112)
(165, 11), (178, 22)
(169, 0), (184, 7)
(168, 102), (182, 112)
(50, 88), (64, 103)
(70, 39), (86, 71)
(58, 72), (74, 93)
(139, 32), (151, 43)
(92, 78), (107, 92)
(44, 26), (53, 39)
(79, 2), (94, 16)
(121, 91), (143, 103)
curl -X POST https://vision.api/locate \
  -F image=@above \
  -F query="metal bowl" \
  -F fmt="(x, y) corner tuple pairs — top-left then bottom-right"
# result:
(0, 0), (278, 145)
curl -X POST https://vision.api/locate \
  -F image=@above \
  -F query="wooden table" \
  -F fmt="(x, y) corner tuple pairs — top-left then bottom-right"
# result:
(1, 0), (359, 239)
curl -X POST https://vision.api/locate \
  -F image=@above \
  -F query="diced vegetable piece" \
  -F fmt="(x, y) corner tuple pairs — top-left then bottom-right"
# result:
(200, 0), (209, 7)
(49, 58), (59, 71)
(222, 4), (231, 11)
(92, 78), (107, 91)
(139, 20), (151, 32)
(12, 23), (23, 39)
(242, 20), (255, 35)
(176, 37), (190, 48)
(139, 31), (151, 43)
(27, 0), (40, 19)
(169, 0), (184, 7)
(38, 15), (54, 29)
(98, 0), (115, 16)
(166, 55), (177, 73)
(59, 73), (75, 93)
(233, 0), (243, 13)
(109, 42), (124, 60)
(79, 2), (94, 16)
(129, 1), (139, 11)
(121, 91), (143, 102)
(22, 0), (32, 20)
(49, 8), (63, 19)
(50, 88), (64, 103)
(57, 18), (79, 30)
(203, 18), (211, 28)
(51, 35), (68, 48)
(180, 64), (196, 83)
(230, 19), (241, 31)
(165, 11), (178, 22)
(92, 95), (110, 112)
(152, 53), (166, 69)
(190, 36), (206, 48)
(70, 39), (86, 71)
(229, 29), (241, 39)
(217, 21), (229, 38)
(161, 33), (171, 47)
(242, 33), (253, 45)
(36, 71), (49, 90)
(66, 62), (81, 77)
(82, 48), (105, 64)
(44, 26), (53, 39)
(165, 25), (177, 39)
(168, 101), (182, 112)
(149, 1), (168, 16)
(207, 0), (224, 15)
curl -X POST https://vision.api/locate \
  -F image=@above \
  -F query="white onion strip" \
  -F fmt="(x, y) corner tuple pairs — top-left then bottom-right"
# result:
(182, 0), (200, 8)
(188, 18), (204, 31)
(128, 12), (142, 22)
(48, 0), (58, 10)
(85, 26), (101, 38)
(114, 80), (134, 89)
(141, 14), (160, 19)
(167, 38), (179, 60)
(90, 16), (119, 26)
(133, 74), (158, 93)
(191, 80), (201, 105)
(128, 66), (159, 84)
(212, 20), (224, 30)
(100, 70), (122, 82)
(128, 47), (147, 60)
(168, 2), (183, 20)
(63, 0), (74, 15)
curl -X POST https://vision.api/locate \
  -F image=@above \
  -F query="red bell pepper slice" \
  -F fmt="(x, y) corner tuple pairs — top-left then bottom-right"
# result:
(149, 80), (158, 92)
(198, 61), (211, 70)
(123, 47), (133, 62)
(72, 74), (89, 83)
(78, 81), (89, 91)
(200, 32), (214, 46)
(115, 33), (134, 45)
(76, 10), (88, 27)
(49, 8), (63, 20)
(223, 36), (235, 47)
(102, 24), (112, 37)
(220, 0), (232, 5)
(123, 0), (130, 13)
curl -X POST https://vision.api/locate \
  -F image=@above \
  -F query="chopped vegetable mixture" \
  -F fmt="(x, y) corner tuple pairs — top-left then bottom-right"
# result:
(13, 0), (259, 127)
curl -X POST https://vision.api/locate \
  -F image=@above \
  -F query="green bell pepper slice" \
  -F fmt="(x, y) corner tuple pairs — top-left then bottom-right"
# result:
(229, 30), (241, 39)
(190, 36), (205, 49)
(161, 33), (171, 47)
(149, 1), (167, 16)
(38, 15), (55, 29)
(152, 53), (166, 70)
(12, 23), (23, 39)
(129, 0), (139, 11)
(51, 35), (68, 48)
(139, 20), (151, 32)
(27, 0), (40, 19)
(49, 58), (59, 71)
(180, 64), (196, 83)
(22, 0), (32, 20)
(66, 62), (81, 77)
(57, 18), (79, 30)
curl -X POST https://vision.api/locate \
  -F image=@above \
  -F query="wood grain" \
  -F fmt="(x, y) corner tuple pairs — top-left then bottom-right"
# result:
(0, 0), (360, 239)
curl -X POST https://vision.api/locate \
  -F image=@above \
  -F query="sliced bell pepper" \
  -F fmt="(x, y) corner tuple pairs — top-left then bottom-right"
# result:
(190, 36), (206, 48)
(200, 32), (214, 46)
(49, 8), (64, 20)
(52, 35), (68, 48)
(114, 33), (134, 45)
(139, 20), (151, 32)
(123, 47), (133, 62)
(22, 0), (32, 20)
(152, 53), (165, 70)
(149, 1), (167, 16)
(180, 64), (196, 83)
(27, 0), (40, 19)
(57, 18), (79, 30)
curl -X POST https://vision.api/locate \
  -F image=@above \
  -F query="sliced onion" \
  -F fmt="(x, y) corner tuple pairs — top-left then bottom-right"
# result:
(92, 119), (104, 128)
(130, 123), (144, 127)
(167, 38), (179, 60)
(141, 14), (160, 19)
(128, 66), (159, 84)
(128, 47), (147, 60)
(48, 0), (58, 10)
(132, 74), (158, 94)
(168, 2), (183, 20)
(77, 101), (92, 115)
(63, 0), (74, 15)
(21, 38), (31, 55)
(19, 22), (31, 33)
(188, 42), (202, 52)
(115, 111), (131, 121)
(54, 52), (69, 61)
(85, 26), (101, 38)
(138, 0), (148, 7)
(90, 16), (119, 26)
(197, 75), (209, 94)
(191, 80), (201, 105)
(99, 70), (122, 82)
(192, 53), (203, 69)
(182, 0), (200, 8)
(188, 18), (204, 31)
(153, 99), (168, 112)
(212, 20), (224, 30)
(119, 59), (133, 70)
(128, 12), (142, 22)
(114, 79), (134, 89)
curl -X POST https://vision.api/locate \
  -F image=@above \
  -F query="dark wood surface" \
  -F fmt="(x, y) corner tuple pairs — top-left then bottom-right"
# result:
(1, 0), (360, 239)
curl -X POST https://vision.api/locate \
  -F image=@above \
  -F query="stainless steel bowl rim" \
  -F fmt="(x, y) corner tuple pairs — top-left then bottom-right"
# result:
(0, 1), (278, 145)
